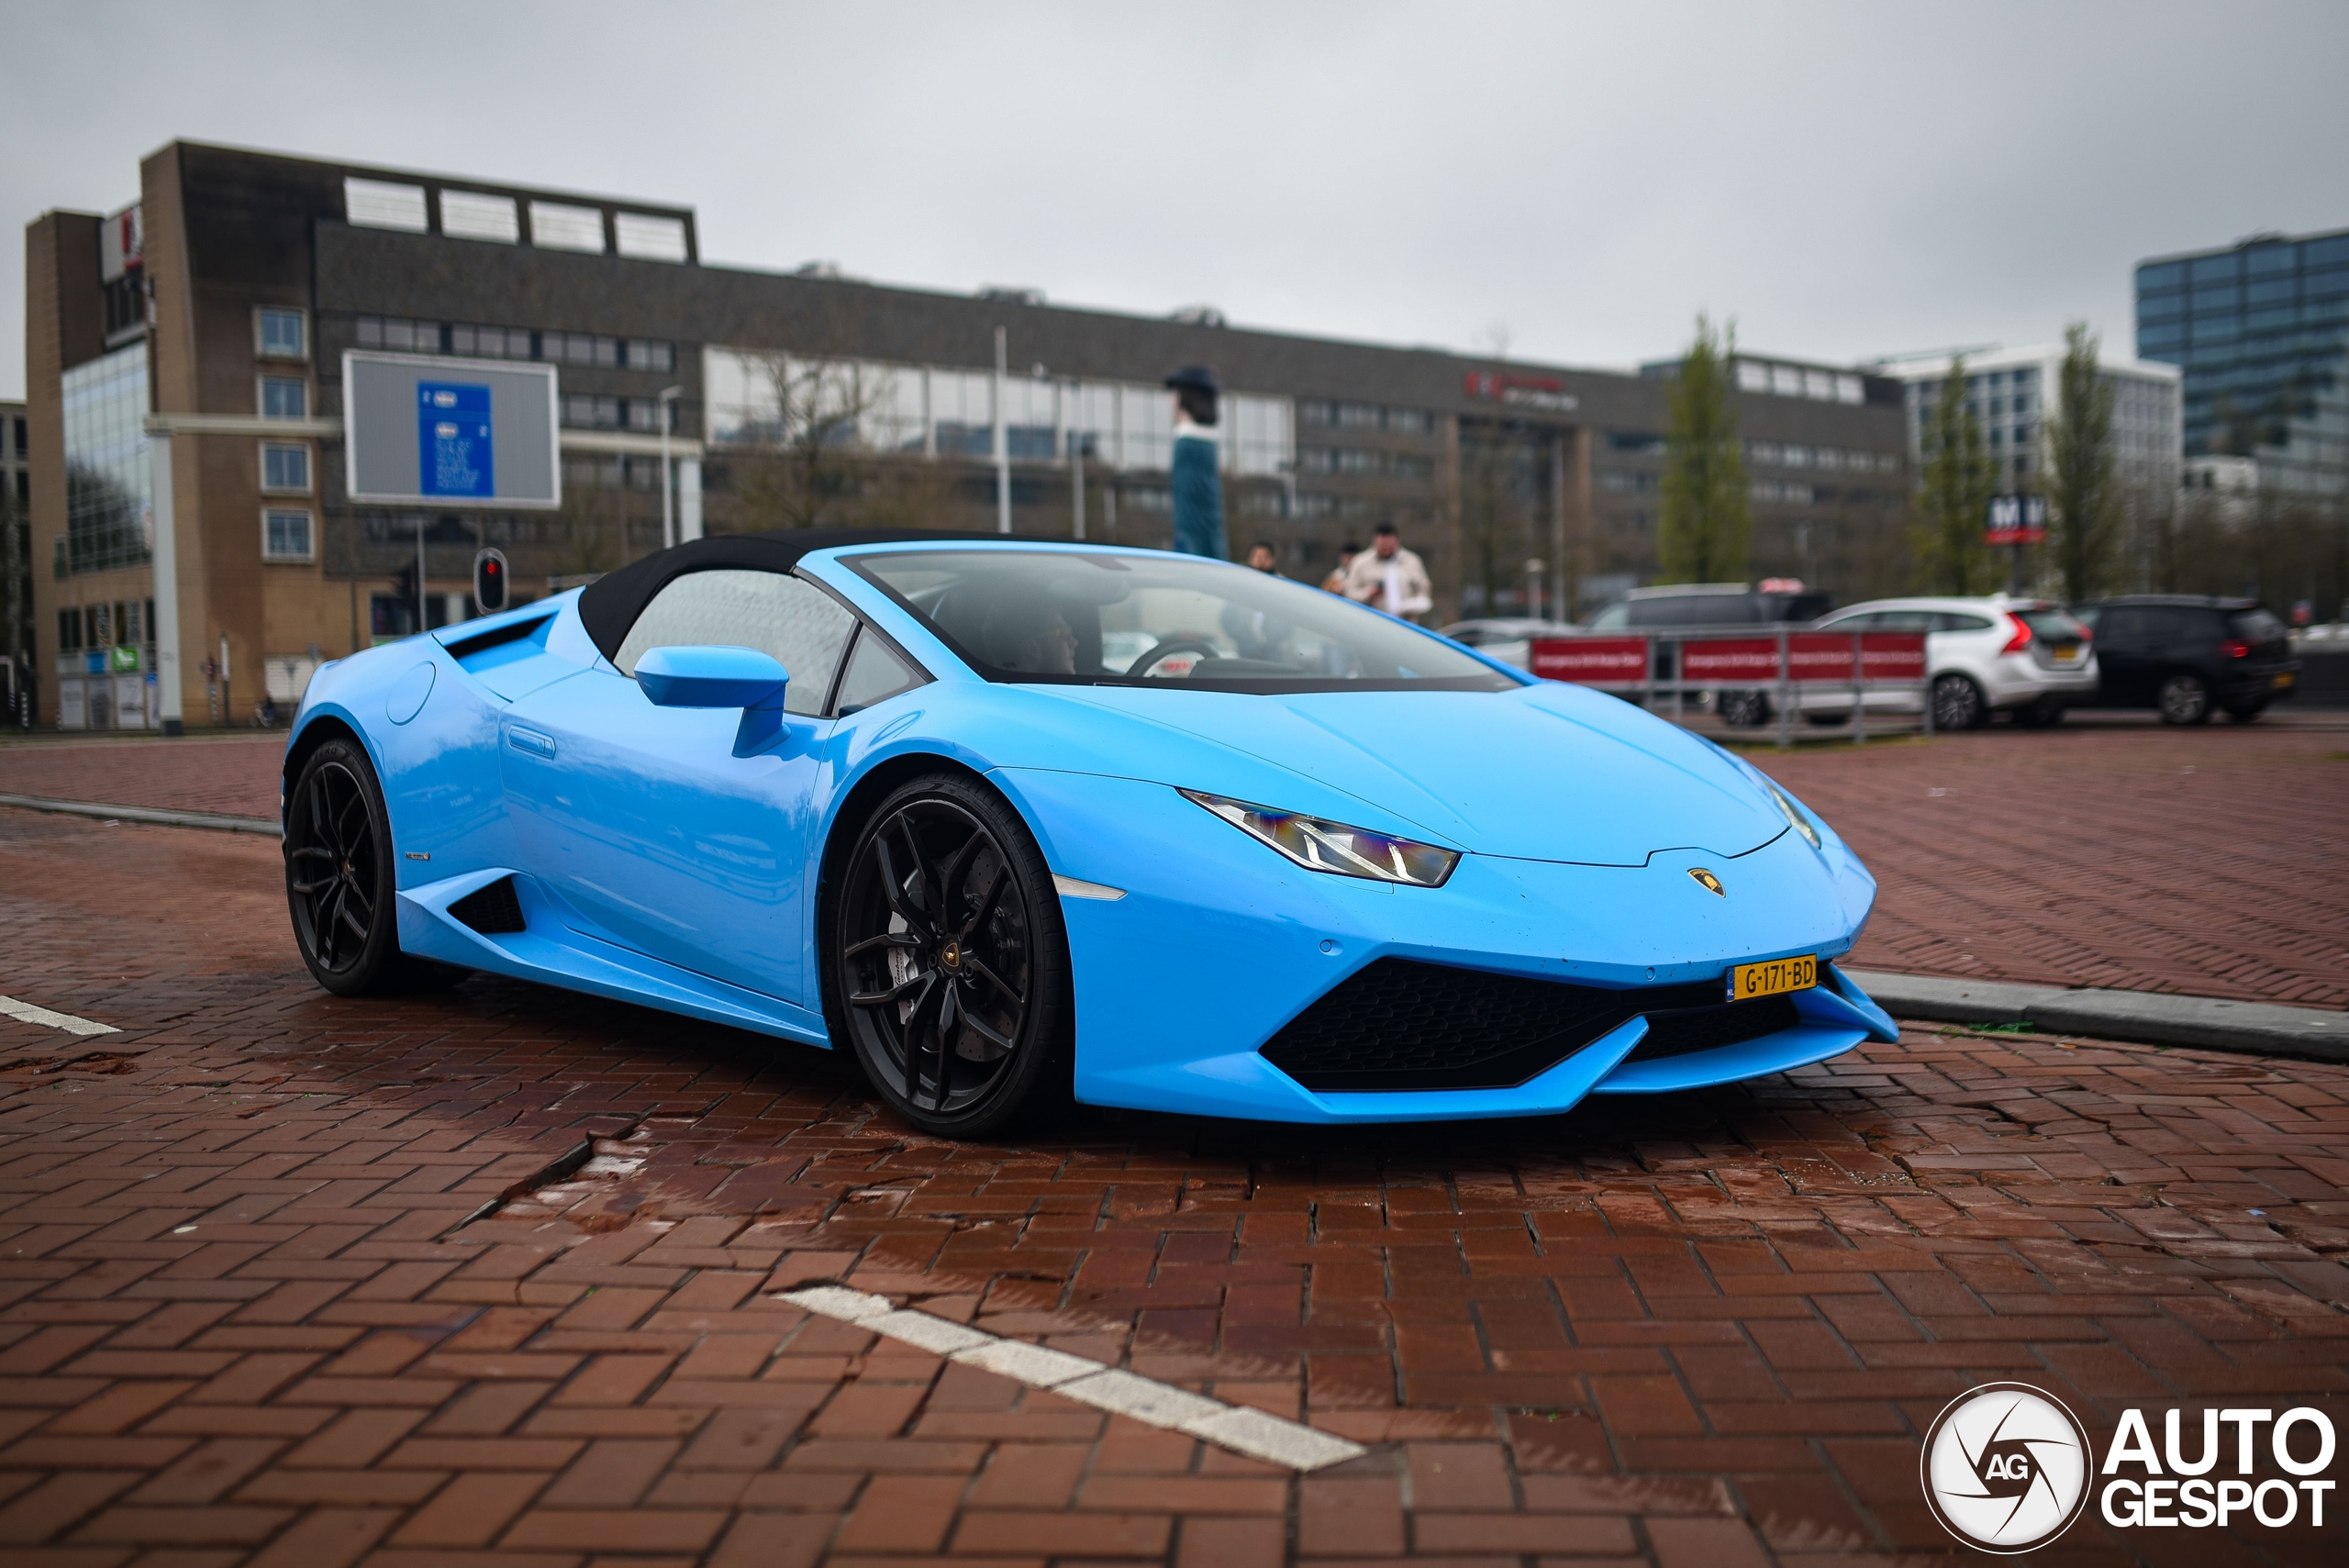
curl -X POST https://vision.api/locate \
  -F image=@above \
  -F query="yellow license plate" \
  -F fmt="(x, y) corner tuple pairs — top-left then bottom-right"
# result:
(1730, 954), (1817, 1001)
(2053, 647), (2080, 663)
(2276, 672), (2295, 688)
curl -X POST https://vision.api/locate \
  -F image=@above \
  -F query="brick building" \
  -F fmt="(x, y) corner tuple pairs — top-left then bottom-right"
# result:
(25, 141), (1911, 729)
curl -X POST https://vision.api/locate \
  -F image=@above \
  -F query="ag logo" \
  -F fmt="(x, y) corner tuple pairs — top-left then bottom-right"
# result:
(1920, 1382), (2092, 1553)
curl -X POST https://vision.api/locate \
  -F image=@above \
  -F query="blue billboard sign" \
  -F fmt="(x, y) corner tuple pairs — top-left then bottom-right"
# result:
(417, 382), (496, 498)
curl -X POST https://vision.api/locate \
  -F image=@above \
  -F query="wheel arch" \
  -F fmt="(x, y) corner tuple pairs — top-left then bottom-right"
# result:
(281, 712), (368, 831)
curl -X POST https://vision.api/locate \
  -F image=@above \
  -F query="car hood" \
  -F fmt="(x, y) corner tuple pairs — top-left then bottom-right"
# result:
(1044, 681), (1787, 866)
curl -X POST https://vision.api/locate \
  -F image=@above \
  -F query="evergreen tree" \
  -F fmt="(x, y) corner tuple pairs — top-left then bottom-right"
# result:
(2045, 321), (2121, 601)
(1657, 315), (1752, 583)
(1912, 357), (1997, 594)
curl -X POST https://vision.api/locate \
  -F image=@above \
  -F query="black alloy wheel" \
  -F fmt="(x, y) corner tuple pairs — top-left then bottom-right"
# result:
(1932, 673), (1987, 731)
(832, 774), (1071, 1138)
(2158, 672), (2212, 726)
(285, 737), (429, 995)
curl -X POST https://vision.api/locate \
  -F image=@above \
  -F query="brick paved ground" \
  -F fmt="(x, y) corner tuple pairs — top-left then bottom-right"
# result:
(0, 735), (284, 818)
(1, 807), (2344, 1565)
(1753, 718), (2349, 1009)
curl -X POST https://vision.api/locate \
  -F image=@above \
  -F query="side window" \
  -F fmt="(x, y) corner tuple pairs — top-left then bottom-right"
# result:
(1935, 612), (1996, 633)
(615, 569), (855, 717)
(1588, 603), (1630, 629)
(831, 629), (926, 716)
(2097, 607), (2147, 641)
(1825, 612), (1879, 630)
(2150, 607), (2209, 643)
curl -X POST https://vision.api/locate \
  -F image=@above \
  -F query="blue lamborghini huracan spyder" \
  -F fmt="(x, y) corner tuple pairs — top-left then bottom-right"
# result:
(282, 529), (1898, 1136)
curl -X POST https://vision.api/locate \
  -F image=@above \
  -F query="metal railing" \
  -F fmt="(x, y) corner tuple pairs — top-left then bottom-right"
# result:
(1530, 626), (1934, 747)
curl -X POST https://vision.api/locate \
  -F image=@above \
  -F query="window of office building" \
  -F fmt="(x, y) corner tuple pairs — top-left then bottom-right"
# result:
(61, 342), (150, 575)
(261, 442), (311, 493)
(260, 376), (306, 419)
(346, 178), (428, 232)
(702, 346), (1294, 479)
(530, 202), (606, 253)
(262, 507), (315, 562)
(440, 190), (519, 244)
(614, 212), (689, 262)
(256, 307), (306, 360)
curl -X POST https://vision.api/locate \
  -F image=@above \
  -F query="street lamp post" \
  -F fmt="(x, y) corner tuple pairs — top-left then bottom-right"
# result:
(659, 385), (684, 550)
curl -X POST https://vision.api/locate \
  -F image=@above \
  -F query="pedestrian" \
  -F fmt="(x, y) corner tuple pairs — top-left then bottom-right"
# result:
(1341, 523), (1432, 621)
(1246, 540), (1279, 575)
(1321, 540), (1361, 595)
(1164, 365), (1225, 560)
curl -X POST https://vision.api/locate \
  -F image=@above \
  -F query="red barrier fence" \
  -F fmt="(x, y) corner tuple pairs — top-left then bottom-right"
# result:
(1526, 628), (1932, 746)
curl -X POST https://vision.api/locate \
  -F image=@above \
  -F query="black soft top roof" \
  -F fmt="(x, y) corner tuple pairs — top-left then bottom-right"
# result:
(576, 528), (988, 664)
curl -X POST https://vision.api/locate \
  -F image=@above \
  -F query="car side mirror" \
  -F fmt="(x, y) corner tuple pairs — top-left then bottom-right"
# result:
(633, 645), (792, 756)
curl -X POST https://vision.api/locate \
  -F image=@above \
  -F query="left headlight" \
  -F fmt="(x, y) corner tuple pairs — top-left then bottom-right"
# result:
(1181, 789), (1460, 887)
(1758, 776), (1822, 851)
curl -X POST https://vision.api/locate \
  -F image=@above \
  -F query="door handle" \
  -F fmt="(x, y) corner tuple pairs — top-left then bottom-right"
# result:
(507, 727), (556, 759)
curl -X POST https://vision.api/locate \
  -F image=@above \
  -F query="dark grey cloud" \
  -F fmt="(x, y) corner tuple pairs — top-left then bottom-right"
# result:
(6, 0), (2346, 399)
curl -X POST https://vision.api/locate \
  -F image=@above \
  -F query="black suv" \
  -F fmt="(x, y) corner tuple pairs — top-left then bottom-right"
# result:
(2070, 596), (2299, 723)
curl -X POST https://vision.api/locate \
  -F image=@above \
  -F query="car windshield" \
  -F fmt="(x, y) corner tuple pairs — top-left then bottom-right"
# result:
(851, 549), (1516, 692)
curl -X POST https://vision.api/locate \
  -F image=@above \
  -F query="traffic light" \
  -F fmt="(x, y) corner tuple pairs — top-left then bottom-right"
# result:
(473, 547), (509, 614)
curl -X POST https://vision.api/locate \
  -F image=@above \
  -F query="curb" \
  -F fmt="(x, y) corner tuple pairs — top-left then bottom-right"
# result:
(1844, 969), (2349, 1065)
(0, 792), (281, 837)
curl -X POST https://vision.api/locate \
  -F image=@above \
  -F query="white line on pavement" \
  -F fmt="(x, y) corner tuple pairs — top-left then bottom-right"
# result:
(0, 995), (120, 1038)
(777, 1284), (1367, 1472)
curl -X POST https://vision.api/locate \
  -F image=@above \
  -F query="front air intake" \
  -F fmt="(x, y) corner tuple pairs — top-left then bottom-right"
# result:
(448, 876), (527, 935)
(1259, 959), (1732, 1092)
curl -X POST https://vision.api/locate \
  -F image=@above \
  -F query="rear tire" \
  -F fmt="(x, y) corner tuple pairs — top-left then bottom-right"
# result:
(285, 738), (441, 996)
(1932, 673), (1987, 730)
(2158, 673), (2211, 725)
(829, 773), (1073, 1140)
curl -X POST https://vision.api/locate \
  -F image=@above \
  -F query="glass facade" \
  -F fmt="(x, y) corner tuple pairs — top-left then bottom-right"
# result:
(702, 348), (1295, 478)
(2136, 228), (2349, 497)
(60, 343), (151, 575)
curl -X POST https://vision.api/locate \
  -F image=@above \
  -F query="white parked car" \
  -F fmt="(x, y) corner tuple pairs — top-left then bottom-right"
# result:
(1802, 596), (2099, 729)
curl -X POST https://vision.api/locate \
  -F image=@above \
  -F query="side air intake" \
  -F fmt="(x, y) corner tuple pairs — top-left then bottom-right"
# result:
(448, 876), (527, 935)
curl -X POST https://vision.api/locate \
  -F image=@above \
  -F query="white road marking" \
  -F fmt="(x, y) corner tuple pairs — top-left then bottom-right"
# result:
(778, 1284), (1367, 1472)
(0, 995), (120, 1038)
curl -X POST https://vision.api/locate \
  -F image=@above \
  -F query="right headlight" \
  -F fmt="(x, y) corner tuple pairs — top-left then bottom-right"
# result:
(1758, 776), (1822, 851)
(1181, 789), (1460, 887)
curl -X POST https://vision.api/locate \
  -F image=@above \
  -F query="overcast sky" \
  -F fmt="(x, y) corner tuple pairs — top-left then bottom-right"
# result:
(6, 0), (2347, 401)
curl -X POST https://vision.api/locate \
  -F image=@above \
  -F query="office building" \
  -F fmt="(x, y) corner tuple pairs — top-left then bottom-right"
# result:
(2135, 227), (2349, 503)
(2, 398), (28, 723)
(1871, 343), (2181, 585)
(26, 142), (1911, 729)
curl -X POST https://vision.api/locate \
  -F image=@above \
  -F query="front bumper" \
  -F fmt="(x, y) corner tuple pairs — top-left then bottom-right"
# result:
(995, 766), (1893, 1124)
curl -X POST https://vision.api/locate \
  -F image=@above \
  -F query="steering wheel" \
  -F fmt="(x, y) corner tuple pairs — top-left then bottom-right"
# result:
(1128, 638), (1222, 679)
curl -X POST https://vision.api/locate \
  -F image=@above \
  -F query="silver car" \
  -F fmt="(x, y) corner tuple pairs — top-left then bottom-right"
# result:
(1437, 617), (1580, 670)
(1807, 596), (2099, 728)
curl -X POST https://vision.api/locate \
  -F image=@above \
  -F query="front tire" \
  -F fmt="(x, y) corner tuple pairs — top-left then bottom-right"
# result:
(831, 773), (1072, 1139)
(285, 737), (419, 996)
(2158, 673), (2211, 725)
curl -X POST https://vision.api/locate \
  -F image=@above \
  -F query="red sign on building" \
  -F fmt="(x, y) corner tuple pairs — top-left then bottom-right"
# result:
(1680, 639), (1781, 683)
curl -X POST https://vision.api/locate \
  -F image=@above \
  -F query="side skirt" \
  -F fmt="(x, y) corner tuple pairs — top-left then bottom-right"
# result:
(395, 867), (831, 1048)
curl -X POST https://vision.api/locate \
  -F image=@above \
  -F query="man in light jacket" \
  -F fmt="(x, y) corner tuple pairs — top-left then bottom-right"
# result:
(1341, 524), (1432, 621)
